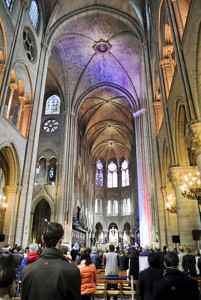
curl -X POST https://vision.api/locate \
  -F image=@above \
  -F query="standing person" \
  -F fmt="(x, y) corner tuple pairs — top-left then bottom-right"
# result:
(178, 246), (185, 272)
(20, 243), (40, 276)
(13, 246), (24, 283)
(138, 252), (163, 300)
(21, 222), (81, 300)
(129, 248), (139, 280)
(119, 250), (129, 271)
(90, 247), (101, 269)
(105, 244), (119, 300)
(152, 251), (199, 300)
(195, 250), (200, 275)
(182, 247), (197, 277)
(0, 250), (16, 299)
(77, 250), (97, 300)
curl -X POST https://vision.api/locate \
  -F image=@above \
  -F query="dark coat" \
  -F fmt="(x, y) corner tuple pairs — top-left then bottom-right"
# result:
(90, 252), (101, 269)
(129, 257), (139, 280)
(21, 247), (81, 300)
(138, 266), (163, 300)
(182, 254), (197, 276)
(119, 255), (129, 271)
(152, 267), (199, 300)
(13, 252), (24, 278)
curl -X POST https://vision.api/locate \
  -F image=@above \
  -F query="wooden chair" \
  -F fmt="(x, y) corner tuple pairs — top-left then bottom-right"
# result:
(106, 279), (122, 300)
(93, 278), (107, 300)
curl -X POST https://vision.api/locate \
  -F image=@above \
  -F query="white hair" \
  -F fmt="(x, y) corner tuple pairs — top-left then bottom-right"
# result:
(29, 243), (39, 253)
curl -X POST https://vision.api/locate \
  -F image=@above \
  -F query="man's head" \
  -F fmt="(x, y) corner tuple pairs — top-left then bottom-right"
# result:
(164, 251), (179, 268)
(148, 252), (161, 268)
(179, 246), (184, 253)
(109, 244), (114, 252)
(42, 222), (64, 248)
(29, 243), (39, 253)
(186, 247), (192, 254)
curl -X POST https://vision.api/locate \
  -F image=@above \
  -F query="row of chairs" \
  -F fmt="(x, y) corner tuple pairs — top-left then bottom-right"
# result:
(93, 276), (138, 300)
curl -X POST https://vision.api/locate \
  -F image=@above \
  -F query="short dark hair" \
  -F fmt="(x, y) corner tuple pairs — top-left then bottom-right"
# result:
(0, 250), (15, 287)
(43, 222), (64, 248)
(164, 251), (179, 267)
(60, 246), (68, 255)
(109, 244), (114, 252)
(148, 252), (161, 268)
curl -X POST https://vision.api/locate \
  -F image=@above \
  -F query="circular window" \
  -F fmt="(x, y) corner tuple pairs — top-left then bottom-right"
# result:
(122, 160), (128, 170)
(43, 119), (59, 133)
(97, 160), (103, 170)
(23, 28), (37, 62)
(108, 161), (117, 172)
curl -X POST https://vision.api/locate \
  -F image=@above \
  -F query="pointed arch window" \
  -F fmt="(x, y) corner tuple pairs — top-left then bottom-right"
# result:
(113, 200), (118, 215)
(5, 0), (14, 11)
(29, 0), (40, 32)
(121, 160), (129, 187)
(96, 160), (103, 187)
(48, 157), (57, 184)
(108, 200), (112, 215)
(107, 161), (118, 188)
(45, 95), (60, 115)
(123, 198), (131, 215)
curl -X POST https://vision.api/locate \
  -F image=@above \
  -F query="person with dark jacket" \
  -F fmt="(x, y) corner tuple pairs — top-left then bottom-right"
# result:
(21, 222), (81, 300)
(182, 247), (197, 277)
(119, 250), (129, 271)
(129, 248), (139, 280)
(138, 252), (163, 300)
(20, 243), (40, 276)
(90, 247), (101, 269)
(13, 246), (24, 282)
(152, 251), (199, 300)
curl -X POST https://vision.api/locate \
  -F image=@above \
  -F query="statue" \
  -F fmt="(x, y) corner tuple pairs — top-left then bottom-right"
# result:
(109, 227), (118, 243)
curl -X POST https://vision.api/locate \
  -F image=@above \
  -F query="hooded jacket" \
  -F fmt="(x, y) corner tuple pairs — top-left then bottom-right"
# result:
(20, 252), (40, 276)
(77, 260), (97, 295)
(21, 247), (81, 300)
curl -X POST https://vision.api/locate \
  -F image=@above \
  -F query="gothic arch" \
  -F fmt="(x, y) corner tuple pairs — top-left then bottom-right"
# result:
(0, 142), (20, 186)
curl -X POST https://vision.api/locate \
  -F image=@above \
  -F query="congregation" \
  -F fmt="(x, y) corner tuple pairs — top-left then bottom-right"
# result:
(0, 222), (200, 300)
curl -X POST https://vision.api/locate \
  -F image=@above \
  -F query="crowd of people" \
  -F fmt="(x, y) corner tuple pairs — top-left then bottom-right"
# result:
(0, 222), (201, 300)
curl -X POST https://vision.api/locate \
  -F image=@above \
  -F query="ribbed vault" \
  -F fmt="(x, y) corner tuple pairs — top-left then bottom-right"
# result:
(78, 87), (134, 164)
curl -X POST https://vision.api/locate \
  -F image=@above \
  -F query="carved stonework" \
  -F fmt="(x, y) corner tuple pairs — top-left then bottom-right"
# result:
(168, 166), (199, 187)
(185, 123), (201, 157)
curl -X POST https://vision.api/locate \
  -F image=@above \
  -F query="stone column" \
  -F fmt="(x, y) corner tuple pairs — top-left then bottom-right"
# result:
(0, 64), (6, 88)
(3, 185), (19, 245)
(169, 167), (200, 249)
(20, 102), (33, 138)
(161, 186), (178, 249)
(16, 96), (25, 130)
(60, 112), (78, 248)
(45, 162), (49, 183)
(6, 83), (17, 119)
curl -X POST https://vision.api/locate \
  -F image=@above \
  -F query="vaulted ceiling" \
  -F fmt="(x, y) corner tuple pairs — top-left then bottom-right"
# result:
(46, 1), (144, 163)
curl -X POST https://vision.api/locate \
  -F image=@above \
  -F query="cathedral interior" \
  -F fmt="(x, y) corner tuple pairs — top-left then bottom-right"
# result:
(0, 0), (201, 250)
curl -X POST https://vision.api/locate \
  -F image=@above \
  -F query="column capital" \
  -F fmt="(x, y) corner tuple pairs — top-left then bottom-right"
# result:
(18, 96), (25, 102)
(185, 122), (201, 157)
(168, 166), (199, 187)
(9, 83), (17, 90)
(3, 185), (21, 194)
(0, 64), (6, 71)
(160, 58), (171, 67)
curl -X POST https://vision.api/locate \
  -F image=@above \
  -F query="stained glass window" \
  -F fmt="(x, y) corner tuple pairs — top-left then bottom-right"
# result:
(95, 199), (98, 214)
(45, 95), (60, 115)
(43, 119), (59, 133)
(123, 198), (131, 215)
(96, 160), (103, 187)
(5, 0), (14, 11)
(107, 161), (118, 188)
(121, 159), (129, 187)
(113, 200), (118, 215)
(29, 0), (39, 31)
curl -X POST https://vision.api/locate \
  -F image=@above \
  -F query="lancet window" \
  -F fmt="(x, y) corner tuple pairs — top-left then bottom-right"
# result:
(29, 0), (39, 32)
(5, 0), (14, 11)
(45, 95), (60, 115)
(107, 161), (118, 188)
(121, 160), (129, 187)
(96, 160), (103, 187)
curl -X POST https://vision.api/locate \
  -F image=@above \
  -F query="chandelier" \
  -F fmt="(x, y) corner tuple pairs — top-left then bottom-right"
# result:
(165, 194), (177, 213)
(181, 171), (201, 220)
(0, 194), (7, 211)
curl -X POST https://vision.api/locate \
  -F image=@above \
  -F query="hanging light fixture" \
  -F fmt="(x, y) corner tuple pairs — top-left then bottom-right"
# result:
(181, 171), (201, 222)
(0, 194), (8, 211)
(165, 194), (177, 213)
